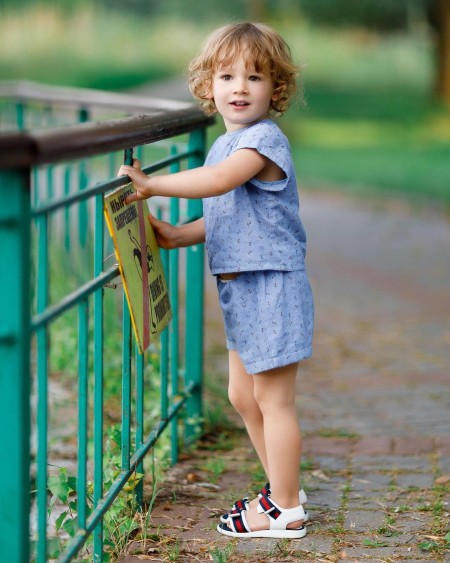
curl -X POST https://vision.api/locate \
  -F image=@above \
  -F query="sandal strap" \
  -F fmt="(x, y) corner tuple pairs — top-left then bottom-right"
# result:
(258, 493), (282, 520)
(228, 510), (250, 533)
(230, 497), (249, 515)
(259, 482), (271, 497)
(232, 483), (270, 514)
(233, 497), (249, 511)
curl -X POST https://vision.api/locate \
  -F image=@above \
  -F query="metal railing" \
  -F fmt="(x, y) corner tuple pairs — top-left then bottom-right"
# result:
(0, 81), (212, 562)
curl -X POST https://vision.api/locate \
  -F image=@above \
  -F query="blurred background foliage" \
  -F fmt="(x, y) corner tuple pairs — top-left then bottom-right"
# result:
(1, 0), (449, 208)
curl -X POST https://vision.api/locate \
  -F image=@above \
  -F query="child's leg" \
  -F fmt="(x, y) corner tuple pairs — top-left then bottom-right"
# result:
(245, 362), (303, 531)
(228, 350), (269, 478)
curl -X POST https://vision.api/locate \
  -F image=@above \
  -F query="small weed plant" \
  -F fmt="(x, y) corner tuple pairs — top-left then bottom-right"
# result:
(209, 543), (236, 563)
(204, 456), (226, 484)
(37, 425), (144, 561)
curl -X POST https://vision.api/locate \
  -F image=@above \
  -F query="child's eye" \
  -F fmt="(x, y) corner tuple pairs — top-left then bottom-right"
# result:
(249, 75), (262, 82)
(220, 74), (232, 81)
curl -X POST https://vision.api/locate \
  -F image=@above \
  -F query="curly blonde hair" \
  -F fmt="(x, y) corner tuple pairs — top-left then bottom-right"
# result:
(188, 22), (300, 117)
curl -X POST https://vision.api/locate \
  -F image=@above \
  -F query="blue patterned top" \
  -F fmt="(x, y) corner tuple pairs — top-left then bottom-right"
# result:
(202, 119), (307, 274)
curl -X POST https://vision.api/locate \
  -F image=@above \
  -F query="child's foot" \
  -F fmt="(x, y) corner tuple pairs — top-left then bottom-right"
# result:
(220, 483), (308, 524)
(244, 501), (304, 531)
(217, 494), (307, 539)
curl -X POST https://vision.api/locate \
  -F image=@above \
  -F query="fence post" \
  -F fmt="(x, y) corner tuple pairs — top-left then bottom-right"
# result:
(0, 167), (31, 563)
(184, 128), (206, 441)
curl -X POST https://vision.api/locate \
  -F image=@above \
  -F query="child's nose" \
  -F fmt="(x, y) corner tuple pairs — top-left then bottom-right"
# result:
(233, 78), (248, 94)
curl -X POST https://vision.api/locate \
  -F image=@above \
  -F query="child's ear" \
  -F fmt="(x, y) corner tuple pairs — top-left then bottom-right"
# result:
(204, 85), (214, 99)
(271, 89), (281, 102)
(203, 78), (214, 100)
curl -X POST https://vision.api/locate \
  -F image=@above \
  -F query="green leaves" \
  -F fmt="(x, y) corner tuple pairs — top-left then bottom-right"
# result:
(48, 467), (77, 504)
(419, 532), (450, 553)
(43, 463), (145, 560)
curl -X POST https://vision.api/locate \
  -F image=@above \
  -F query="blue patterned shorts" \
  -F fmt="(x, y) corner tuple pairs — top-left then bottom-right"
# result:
(216, 270), (314, 374)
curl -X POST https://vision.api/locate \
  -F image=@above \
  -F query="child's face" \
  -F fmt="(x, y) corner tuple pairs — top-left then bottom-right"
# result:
(208, 52), (275, 132)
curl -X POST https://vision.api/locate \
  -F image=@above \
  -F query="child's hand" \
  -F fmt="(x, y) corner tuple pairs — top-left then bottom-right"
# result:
(148, 213), (181, 250)
(148, 215), (205, 249)
(117, 159), (153, 203)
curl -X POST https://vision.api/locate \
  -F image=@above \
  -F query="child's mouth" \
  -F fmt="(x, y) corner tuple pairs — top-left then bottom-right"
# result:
(231, 101), (249, 107)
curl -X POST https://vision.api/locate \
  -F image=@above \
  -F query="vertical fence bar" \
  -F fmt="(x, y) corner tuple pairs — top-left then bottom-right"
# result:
(93, 193), (104, 562)
(134, 144), (146, 508)
(78, 160), (89, 248)
(77, 298), (89, 530)
(169, 148), (181, 464)
(46, 165), (54, 201)
(160, 270), (169, 420)
(78, 108), (89, 247)
(16, 101), (24, 130)
(122, 148), (133, 471)
(32, 167), (40, 207)
(135, 349), (145, 509)
(36, 211), (49, 563)
(122, 295), (132, 470)
(64, 166), (71, 251)
(159, 206), (169, 421)
(0, 167), (31, 563)
(133, 137), (144, 506)
(184, 128), (206, 441)
(132, 141), (142, 505)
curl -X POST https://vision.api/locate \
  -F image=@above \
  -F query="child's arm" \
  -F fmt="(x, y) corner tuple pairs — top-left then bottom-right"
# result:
(118, 149), (268, 203)
(149, 214), (205, 249)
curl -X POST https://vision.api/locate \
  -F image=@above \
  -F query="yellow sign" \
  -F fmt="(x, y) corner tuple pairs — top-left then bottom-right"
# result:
(104, 184), (171, 352)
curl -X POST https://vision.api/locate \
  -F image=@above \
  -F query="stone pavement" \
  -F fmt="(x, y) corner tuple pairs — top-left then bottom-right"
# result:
(122, 191), (450, 562)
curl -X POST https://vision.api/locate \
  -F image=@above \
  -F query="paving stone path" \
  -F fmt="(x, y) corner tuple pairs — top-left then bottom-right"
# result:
(122, 190), (450, 562)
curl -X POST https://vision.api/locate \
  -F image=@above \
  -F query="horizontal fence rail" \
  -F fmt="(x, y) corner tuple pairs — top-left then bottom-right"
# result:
(0, 81), (212, 563)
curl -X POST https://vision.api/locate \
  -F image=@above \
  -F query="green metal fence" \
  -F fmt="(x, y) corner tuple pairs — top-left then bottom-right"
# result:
(0, 81), (211, 562)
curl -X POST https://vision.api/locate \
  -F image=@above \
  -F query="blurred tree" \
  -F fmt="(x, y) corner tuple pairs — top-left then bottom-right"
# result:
(97, 0), (248, 20)
(298, 0), (419, 32)
(97, 0), (163, 16)
(429, 0), (450, 104)
(298, 0), (450, 104)
(248, 0), (267, 20)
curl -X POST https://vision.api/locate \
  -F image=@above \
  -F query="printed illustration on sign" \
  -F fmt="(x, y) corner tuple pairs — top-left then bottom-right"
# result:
(104, 184), (171, 352)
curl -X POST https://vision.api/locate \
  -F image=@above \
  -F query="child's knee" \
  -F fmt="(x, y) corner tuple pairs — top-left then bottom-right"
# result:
(228, 385), (245, 414)
(228, 385), (257, 417)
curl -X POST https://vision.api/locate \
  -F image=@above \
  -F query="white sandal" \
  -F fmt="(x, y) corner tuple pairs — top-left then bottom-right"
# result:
(219, 482), (309, 524)
(217, 493), (307, 539)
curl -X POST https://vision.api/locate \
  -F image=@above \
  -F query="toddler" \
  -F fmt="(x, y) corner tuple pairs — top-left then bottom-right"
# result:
(119, 21), (314, 539)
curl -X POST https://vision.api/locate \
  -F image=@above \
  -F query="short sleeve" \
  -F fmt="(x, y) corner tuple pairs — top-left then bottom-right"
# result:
(233, 120), (291, 191)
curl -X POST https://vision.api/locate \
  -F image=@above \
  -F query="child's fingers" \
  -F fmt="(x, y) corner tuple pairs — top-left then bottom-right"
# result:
(148, 213), (169, 233)
(117, 161), (141, 177)
(125, 190), (146, 204)
(148, 212), (161, 226)
(117, 165), (134, 177)
(124, 191), (137, 204)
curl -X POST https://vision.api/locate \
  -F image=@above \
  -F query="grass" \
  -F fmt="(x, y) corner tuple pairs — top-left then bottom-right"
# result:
(287, 88), (450, 208)
(317, 427), (360, 438)
(203, 456), (227, 484)
(209, 543), (236, 563)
